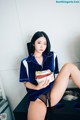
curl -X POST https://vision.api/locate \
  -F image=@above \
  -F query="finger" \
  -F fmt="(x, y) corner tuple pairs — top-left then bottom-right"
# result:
(41, 80), (46, 84)
(45, 80), (47, 84)
(46, 81), (49, 86)
(43, 80), (46, 84)
(40, 80), (46, 86)
(43, 80), (49, 87)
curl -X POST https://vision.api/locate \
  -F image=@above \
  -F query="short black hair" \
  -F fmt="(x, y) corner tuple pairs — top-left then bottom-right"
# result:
(28, 31), (51, 55)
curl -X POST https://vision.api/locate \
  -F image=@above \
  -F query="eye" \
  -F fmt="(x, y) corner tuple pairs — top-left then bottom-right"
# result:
(37, 41), (41, 44)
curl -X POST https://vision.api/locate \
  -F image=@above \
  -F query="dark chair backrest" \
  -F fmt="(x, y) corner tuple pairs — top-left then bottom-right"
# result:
(27, 42), (31, 55)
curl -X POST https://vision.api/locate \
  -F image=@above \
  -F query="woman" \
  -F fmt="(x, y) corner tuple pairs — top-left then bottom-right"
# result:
(19, 31), (80, 120)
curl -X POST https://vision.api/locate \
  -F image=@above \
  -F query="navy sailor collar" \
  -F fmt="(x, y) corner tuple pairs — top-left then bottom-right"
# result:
(26, 52), (53, 64)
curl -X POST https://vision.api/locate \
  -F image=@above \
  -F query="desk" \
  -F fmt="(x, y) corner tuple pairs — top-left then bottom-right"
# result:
(13, 88), (80, 120)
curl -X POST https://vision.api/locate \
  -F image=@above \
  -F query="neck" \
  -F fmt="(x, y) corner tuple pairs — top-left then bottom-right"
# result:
(34, 52), (42, 58)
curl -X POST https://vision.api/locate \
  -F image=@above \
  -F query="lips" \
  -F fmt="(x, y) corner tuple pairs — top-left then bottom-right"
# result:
(40, 49), (43, 51)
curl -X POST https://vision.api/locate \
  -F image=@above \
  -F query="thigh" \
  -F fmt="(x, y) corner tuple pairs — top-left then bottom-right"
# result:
(27, 99), (47, 120)
(50, 64), (71, 106)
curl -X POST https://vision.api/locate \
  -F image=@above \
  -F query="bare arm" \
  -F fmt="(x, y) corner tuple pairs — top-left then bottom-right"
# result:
(24, 82), (37, 90)
(24, 80), (49, 90)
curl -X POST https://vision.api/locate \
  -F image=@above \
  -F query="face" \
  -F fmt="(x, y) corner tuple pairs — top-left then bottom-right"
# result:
(34, 37), (47, 54)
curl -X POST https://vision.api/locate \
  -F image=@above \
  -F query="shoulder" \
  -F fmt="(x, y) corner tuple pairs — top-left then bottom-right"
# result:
(21, 55), (31, 63)
(21, 57), (28, 63)
(21, 57), (31, 68)
(47, 51), (57, 59)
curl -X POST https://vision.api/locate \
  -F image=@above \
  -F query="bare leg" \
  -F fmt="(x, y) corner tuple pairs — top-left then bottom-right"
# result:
(28, 99), (47, 120)
(50, 63), (80, 107)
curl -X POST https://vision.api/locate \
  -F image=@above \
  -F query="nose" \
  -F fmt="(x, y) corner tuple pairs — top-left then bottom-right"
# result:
(40, 44), (43, 48)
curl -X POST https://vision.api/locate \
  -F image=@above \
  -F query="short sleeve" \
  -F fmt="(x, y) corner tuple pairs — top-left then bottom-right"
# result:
(54, 52), (59, 74)
(19, 60), (29, 82)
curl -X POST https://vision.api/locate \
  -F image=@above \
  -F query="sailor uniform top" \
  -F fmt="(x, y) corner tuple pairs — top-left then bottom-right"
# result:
(19, 51), (59, 101)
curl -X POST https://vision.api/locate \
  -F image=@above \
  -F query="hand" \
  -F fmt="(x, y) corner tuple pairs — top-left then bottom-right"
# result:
(36, 79), (50, 90)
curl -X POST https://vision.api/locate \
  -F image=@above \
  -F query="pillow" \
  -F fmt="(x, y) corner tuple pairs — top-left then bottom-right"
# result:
(35, 69), (54, 84)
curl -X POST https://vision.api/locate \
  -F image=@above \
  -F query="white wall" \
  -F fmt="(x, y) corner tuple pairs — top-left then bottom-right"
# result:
(0, 0), (80, 111)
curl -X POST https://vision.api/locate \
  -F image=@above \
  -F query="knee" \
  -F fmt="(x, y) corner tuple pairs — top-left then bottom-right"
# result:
(63, 63), (75, 71)
(63, 63), (72, 67)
